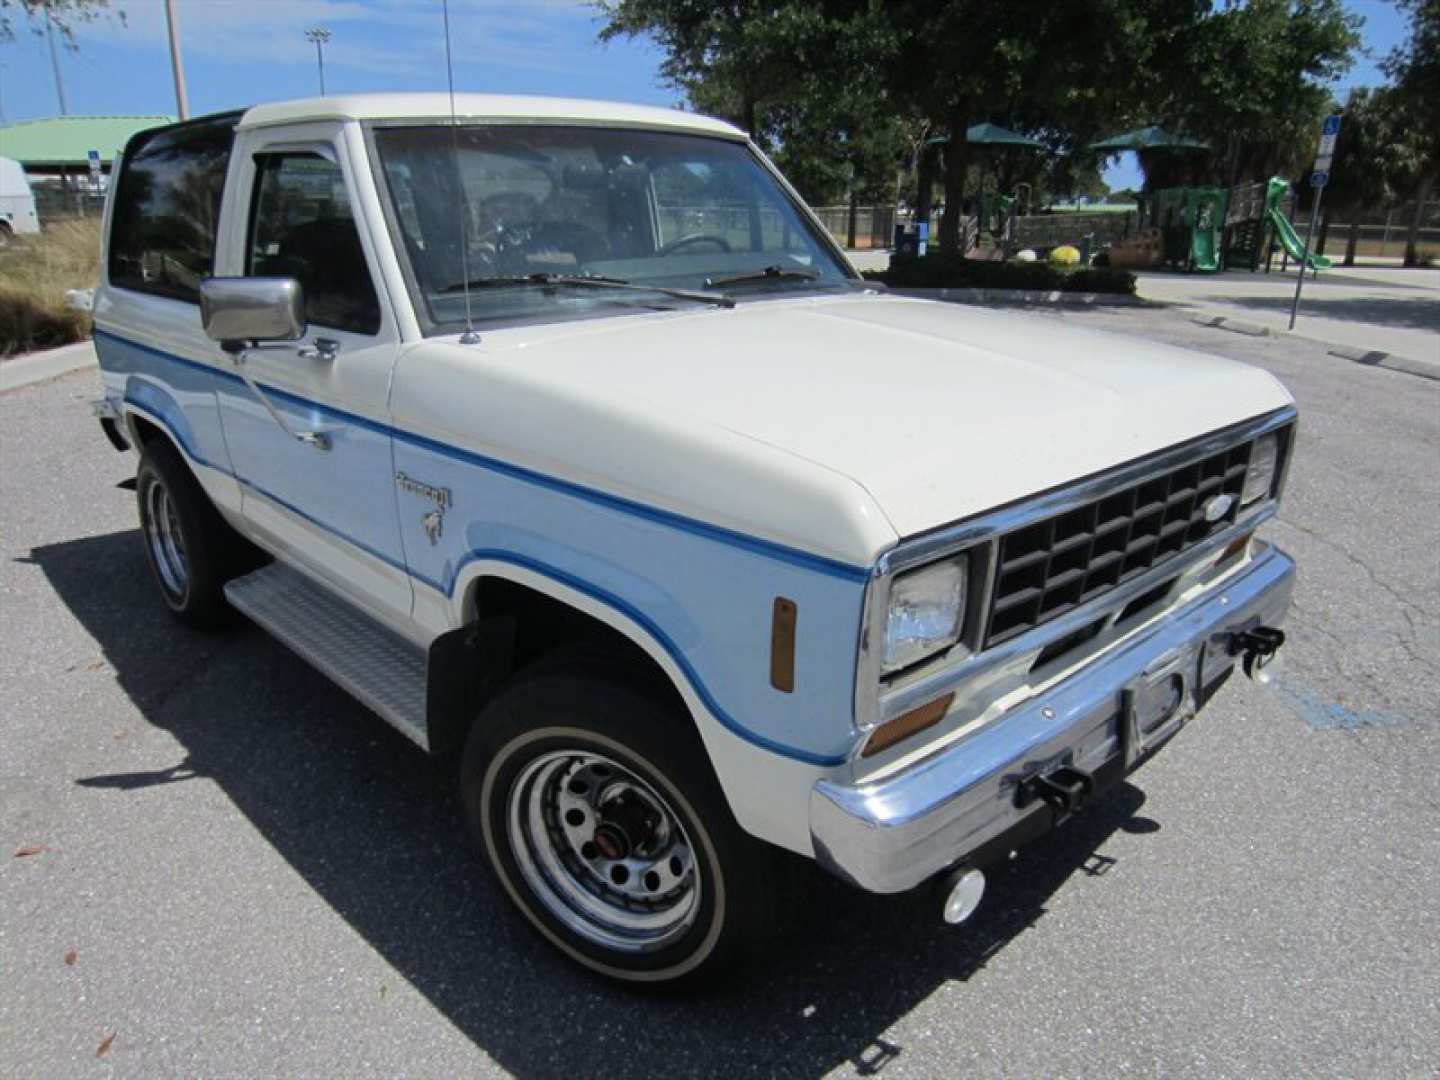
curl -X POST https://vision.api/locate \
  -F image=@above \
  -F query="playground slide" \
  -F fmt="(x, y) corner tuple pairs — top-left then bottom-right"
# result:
(1190, 228), (1219, 271)
(1266, 206), (1332, 270)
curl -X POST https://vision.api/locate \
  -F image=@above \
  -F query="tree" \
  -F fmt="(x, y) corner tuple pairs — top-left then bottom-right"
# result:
(885, 1), (1175, 252)
(597, 0), (907, 211)
(0, 0), (122, 46)
(599, 0), (1174, 251)
(1382, 0), (1440, 265)
(1146, 0), (1360, 187)
(1318, 88), (1410, 264)
(596, 1), (821, 143)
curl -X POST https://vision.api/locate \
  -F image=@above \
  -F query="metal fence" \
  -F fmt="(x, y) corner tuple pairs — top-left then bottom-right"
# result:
(1013, 211), (1137, 249)
(1322, 202), (1439, 259)
(810, 205), (898, 249)
(31, 179), (107, 223)
(652, 202), (898, 251)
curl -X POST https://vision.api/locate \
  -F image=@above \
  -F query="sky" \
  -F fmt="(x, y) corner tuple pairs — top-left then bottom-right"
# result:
(0, 0), (1412, 193)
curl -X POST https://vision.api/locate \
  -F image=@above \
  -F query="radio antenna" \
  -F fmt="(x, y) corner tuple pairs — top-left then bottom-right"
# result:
(442, 0), (480, 344)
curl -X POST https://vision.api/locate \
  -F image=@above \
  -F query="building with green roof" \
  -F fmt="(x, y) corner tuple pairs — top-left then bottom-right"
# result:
(0, 115), (173, 179)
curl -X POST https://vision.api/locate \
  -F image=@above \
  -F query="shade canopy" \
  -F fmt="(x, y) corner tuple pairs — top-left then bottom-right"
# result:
(1089, 126), (1210, 152)
(926, 123), (1047, 149)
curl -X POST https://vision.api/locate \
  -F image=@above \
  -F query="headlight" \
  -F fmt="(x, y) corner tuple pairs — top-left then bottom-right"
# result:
(1242, 433), (1279, 505)
(882, 556), (966, 674)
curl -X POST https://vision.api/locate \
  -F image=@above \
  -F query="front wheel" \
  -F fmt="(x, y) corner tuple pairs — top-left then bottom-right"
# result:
(462, 666), (775, 988)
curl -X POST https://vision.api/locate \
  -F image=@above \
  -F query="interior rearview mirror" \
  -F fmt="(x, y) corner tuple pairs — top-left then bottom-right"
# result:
(200, 277), (306, 350)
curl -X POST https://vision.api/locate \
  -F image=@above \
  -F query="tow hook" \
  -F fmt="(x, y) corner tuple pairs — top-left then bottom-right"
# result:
(1229, 626), (1286, 683)
(1015, 764), (1094, 822)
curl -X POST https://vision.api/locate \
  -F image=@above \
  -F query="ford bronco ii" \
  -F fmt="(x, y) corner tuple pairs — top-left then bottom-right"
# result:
(90, 94), (1294, 986)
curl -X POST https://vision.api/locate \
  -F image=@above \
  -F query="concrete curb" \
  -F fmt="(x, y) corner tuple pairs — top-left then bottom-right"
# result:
(0, 340), (98, 393)
(891, 287), (1146, 307)
(1321, 342), (1440, 382)
(1189, 314), (1271, 337)
(1185, 311), (1440, 381)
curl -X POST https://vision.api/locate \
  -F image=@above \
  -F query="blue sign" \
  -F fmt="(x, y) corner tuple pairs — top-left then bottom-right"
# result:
(1312, 170), (1329, 189)
(1322, 114), (1342, 137)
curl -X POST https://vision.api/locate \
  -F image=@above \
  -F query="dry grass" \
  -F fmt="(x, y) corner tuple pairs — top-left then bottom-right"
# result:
(0, 217), (102, 357)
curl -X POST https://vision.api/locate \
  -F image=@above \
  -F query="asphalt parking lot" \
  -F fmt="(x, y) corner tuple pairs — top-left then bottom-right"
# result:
(2, 304), (1437, 1078)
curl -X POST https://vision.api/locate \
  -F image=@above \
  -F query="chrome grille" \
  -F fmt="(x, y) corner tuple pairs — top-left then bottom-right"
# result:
(984, 441), (1254, 647)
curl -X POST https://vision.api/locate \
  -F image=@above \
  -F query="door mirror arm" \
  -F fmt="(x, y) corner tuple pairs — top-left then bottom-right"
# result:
(297, 337), (340, 361)
(228, 345), (333, 453)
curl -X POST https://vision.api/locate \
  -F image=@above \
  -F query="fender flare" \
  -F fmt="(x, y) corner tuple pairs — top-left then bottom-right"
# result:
(449, 553), (847, 764)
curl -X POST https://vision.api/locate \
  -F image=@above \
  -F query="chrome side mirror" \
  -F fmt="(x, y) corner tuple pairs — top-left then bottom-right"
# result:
(200, 277), (306, 351)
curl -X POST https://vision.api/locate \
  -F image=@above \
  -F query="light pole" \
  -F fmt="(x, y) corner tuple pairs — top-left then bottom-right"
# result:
(45, 9), (68, 115)
(165, 0), (190, 120)
(305, 28), (331, 96)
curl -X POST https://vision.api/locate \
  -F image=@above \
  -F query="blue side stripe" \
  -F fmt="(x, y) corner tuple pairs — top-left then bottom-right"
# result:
(95, 328), (871, 583)
(107, 334), (856, 767)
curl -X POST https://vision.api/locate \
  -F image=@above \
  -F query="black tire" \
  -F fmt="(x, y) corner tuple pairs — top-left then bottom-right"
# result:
(135, 438), (238, 627)
(462, 662), (776, 989)
(0, 222), (13, 250)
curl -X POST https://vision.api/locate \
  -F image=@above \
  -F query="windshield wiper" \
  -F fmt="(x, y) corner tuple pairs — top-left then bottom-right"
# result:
(704, 265), (821, 288)
(440, 272), (734, 309)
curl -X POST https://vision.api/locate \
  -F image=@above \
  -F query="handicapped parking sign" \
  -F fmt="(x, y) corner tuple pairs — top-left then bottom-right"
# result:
(1322, 114), (1341, 137)
(1311, 170), (1328, 189)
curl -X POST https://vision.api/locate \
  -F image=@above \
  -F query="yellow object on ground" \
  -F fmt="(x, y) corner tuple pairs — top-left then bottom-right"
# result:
(1049, 245), (1081, 266)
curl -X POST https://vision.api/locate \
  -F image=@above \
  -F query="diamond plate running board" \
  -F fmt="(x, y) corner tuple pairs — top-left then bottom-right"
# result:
(225, 562), (428, 749)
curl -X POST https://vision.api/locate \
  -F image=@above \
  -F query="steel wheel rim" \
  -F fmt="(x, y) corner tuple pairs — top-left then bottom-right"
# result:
(507, 749), (701, 953)
(144, 479), (189, 600)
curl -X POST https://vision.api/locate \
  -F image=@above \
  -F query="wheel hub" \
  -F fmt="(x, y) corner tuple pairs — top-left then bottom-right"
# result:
(507, 750), (701, 953)
(592, 822), (629, 861)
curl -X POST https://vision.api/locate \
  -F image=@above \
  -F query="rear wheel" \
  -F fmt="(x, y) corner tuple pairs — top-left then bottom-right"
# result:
(135, 439), (241, 627)
(462, 665), (775, 988)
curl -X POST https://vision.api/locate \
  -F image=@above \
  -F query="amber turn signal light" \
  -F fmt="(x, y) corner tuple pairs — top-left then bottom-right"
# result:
(1220, 530), (1254, 564)
(861, 693), (954, 758)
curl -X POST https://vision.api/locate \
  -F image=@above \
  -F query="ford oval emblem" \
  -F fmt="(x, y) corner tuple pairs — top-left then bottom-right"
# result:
(1203, 493), (1234, 522)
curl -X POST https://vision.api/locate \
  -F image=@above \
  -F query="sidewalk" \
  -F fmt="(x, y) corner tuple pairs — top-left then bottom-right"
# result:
(1134, 266), (1439, 369)
(0, 340), (97, 393)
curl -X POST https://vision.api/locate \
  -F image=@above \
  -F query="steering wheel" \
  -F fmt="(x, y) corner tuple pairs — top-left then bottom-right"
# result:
(659, 233), (732, 256)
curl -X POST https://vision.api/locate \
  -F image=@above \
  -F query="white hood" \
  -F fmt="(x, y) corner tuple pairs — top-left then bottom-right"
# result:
(397, 294), (1292, 565)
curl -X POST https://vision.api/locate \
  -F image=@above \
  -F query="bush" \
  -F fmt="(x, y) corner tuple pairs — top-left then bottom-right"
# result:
(0, 217), (100, 357)
(865, 252), (1137, 295)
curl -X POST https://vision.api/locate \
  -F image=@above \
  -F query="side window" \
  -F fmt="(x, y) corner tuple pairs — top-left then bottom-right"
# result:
(248, 153), (381, 335)
(108, 115), (238, 302)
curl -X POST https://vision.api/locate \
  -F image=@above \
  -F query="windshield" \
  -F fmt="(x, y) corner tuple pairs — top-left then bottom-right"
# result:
(371, 124), (855, 333)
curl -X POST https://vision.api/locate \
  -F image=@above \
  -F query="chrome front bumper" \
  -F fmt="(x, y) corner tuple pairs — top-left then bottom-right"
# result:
(810, 543), (1295, 894)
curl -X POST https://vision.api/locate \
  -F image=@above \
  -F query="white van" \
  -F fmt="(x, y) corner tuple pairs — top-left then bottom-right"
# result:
(0, 155), (41, 247)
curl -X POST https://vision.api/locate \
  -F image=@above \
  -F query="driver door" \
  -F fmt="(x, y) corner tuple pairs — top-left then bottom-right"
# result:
(214, 136), (412, 627)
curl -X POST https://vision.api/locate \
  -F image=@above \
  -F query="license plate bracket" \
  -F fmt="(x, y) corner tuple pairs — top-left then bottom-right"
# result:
(1121, 644), (1201, 767)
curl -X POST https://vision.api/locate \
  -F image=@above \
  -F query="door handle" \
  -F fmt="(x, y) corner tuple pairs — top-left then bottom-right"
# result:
(231, 348), (332, 451)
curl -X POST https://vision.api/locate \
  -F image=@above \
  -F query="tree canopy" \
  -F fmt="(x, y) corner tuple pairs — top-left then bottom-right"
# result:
(597, 1), (1429, 255)
(1380, 0), (1439, 264)
(0, 0), (122, 47)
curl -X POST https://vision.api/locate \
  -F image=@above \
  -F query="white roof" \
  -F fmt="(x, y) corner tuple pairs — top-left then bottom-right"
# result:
(239, 93), (745, 139)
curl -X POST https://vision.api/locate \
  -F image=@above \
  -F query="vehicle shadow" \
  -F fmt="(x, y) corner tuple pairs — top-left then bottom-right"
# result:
(31, 528), (1160, 1079)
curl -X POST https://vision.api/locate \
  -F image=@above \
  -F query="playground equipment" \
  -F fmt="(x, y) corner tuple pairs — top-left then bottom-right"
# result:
(1152, 186), (1224, 272)
(1263, 176), (1331, 270)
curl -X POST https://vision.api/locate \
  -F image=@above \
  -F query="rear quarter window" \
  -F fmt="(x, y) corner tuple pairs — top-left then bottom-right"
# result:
(108, 114), (241, 303)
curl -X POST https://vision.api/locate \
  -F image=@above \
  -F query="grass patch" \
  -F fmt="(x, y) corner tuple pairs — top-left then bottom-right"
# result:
(0, 217), (101, 357)
(865, 252), (1137, 295)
